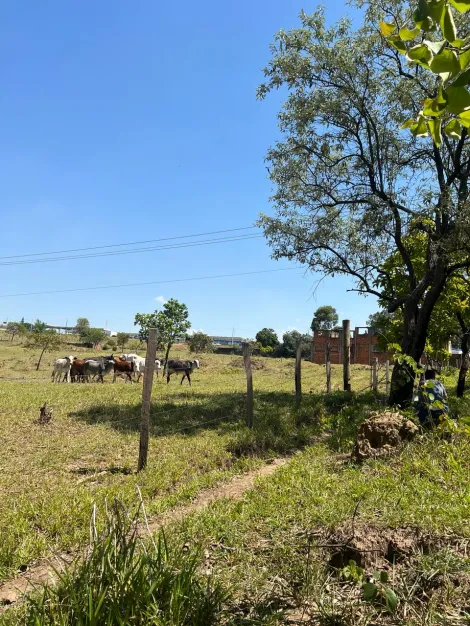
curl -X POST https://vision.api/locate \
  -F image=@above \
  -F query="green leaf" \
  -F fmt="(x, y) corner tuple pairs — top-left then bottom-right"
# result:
(445, 86), (470, 113)
(459, 110), (470, 127)
(423, 39), (446, 55)
(380, 571), (389, 583)
(428, 0), (446, 22)
(441, 4), (457, 42)
(408, 44), (433, 64)
(380, 21), (396, 36)
(428, 119), (443, 146)
(453, 68), (470, 87)
(423, 87), (448, 116)
(388, 35), (407, 54)
(384, 587), (398, 612)
(363, 582), (378, 601)
(444, 118), (463, 139)
(411, 114), (429, 137)
(449, 0), (470, 12)
(399, 27), (420, 41)
(460, 48), (470, 70)
(413, 0), (430, 27)
(430, 49), (460, 79)
(400, 119), (416, 129)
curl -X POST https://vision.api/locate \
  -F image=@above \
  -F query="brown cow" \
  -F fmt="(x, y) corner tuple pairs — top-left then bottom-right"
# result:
(113, 356), (134, 383)
(70, 358), (86, 383)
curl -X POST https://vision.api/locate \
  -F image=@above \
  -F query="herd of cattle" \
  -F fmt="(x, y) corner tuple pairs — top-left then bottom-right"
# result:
(51, 354), (200, 385)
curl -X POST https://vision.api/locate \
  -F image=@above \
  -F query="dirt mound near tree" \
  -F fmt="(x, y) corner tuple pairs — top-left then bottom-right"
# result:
(352, 411), (418, 462)
(328, 523), (428, 570)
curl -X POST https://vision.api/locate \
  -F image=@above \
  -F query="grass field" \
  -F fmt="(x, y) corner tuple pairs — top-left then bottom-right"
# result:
(0, 336), (374, 579)
(2, 334), (470, 624)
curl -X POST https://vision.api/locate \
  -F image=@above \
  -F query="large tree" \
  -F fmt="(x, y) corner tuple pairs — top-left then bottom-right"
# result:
(255, 328), (279, 349)
(311, 306), (339, 331)
(257, 2), (470, 406)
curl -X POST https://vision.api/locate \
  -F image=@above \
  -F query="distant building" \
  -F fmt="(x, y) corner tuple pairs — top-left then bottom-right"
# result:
(311, 327), (390, 365)
(210, 336), (245, 347)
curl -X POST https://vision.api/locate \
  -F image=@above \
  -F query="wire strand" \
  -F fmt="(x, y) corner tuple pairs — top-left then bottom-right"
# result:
(0, 226), (258, 261)
(0, 234), (262, 267)
(0, 267), (299, 298)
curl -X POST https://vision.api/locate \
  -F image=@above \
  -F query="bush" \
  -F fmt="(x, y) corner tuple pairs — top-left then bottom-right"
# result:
(9, 504), (227, 626)
(189, 332), (214, 353)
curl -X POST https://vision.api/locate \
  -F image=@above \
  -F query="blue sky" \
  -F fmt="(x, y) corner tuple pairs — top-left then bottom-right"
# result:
(0, 0), (375, 340)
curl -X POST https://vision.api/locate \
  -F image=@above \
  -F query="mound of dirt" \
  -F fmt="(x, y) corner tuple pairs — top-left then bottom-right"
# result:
(327, 523), (429, 570)
(352, 411), (418, 462)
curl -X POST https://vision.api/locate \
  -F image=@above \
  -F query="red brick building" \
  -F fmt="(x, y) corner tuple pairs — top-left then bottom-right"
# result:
(311, 327), (390, 365)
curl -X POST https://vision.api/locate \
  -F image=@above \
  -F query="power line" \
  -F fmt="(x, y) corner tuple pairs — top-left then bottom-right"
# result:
(0, 234), (263, 267)
(0, 226), (258, 261)
(0, 267), (300, 298)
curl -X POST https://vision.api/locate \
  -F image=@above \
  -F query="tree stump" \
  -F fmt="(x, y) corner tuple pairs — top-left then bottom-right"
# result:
(38, 403), (53, 425)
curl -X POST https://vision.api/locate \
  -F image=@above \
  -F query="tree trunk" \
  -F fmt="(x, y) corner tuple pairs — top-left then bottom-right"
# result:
(36, 347), (46, 371)
(389, 268), (447, 408)
(457, 357), (468, 398)
(164, 342), (172, 366)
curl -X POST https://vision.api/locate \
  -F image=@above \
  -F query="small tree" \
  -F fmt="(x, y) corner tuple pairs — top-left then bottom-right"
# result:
(155, 299), (191, 364)
(76, 317), (90, 335)
(26, 329), (62, 370)
(6, 322), (20, 341)
(311, 306), (339, 332)
(116, 332), (130, 351)
(255, 328), (279, 349)
(189, 332), (214, 353)
(81, 327), (106, 348)
(33, 319), (47, 333)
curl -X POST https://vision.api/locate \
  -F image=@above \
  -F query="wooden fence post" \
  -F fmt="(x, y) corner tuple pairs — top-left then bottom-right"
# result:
(372, 357), (378, 392)
(326, 336), (331, 393)
(295, 340), (302, 405)
(242, 342), (253, 428)
(342, 319), (351, 392)
(138, 328), (157, 472)
(385, 360), (390, 396)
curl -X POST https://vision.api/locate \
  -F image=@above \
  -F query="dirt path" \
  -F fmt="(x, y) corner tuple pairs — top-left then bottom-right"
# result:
(0, 457), (287, 610)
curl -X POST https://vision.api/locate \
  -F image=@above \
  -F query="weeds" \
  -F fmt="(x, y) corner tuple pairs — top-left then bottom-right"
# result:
(1, 502), (226, 626)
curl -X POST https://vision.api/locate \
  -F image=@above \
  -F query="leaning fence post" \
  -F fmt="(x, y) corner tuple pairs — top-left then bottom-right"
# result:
(326, 336), (331, 393)
(242, 342), (253, 428)
(295, 340), (302, 405)
(138, 328), (157, 472)
(342, 319), (351, 392)
(385, 360), (390, 396)
(372, 357), (378, 392)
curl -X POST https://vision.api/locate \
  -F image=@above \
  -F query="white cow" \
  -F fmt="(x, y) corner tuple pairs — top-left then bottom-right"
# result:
(51, 356), (75, 383)
(121, 354), (162, 382)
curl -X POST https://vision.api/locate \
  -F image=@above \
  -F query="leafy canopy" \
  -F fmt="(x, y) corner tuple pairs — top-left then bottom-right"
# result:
(257, 1), (470, 405)
(135, 299), (191, 347)
(189, 332), (214, 353)
(380, 0), (470, 144)
(255, 328), (279, 349)
(311, 306), (339, 331)
(116, 332), (130, 350)
(81, 327), (107, 348)
(76, 317), (90, 333)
